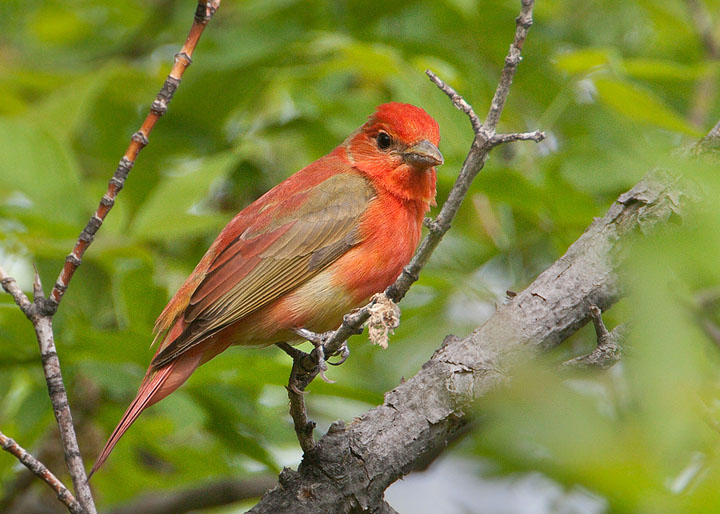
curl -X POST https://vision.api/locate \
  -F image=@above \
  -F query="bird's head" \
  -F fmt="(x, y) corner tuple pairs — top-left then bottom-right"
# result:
(342, 102), (442, 205)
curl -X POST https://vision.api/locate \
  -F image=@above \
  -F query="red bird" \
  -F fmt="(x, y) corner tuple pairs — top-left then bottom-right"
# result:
(91, 102), (442, 475)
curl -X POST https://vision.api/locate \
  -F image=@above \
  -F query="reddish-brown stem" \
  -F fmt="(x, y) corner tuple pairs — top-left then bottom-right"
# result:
(48, 0), (222, 311)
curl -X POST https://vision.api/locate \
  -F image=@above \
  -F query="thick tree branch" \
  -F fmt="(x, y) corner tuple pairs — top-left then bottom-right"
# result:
(283, 0), (543, 452)
(0, 430), (82, 514)
(249, 168), (690, 513)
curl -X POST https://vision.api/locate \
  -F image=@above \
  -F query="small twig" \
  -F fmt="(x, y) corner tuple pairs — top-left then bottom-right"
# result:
(425, 71), (482, 134)
(589, 304), (611, 342)
(562, 305), (625, 370)
(46, 0), (222, 314)
(483, 0), (536, 137)
(29, 269), (93, 513)
(490, 130), (546, 147)
(280, 0), (541, 452)
(1, 263), (92, 513)
(0, 265), (33, 316)
(694, 119), (720, 153)
(0, 430), (82, 514)
(277, 343), (318, 452)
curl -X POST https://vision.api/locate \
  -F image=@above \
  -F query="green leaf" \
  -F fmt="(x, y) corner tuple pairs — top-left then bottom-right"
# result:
(29, 69), (112, 142)
(594, 76), (701, 135)
(623, 58), (707, 81)
(554, 48), (613, 75)
(189, 385), (279, 472)
(131, 151), (239, 241)
(0, 118), (90, 223)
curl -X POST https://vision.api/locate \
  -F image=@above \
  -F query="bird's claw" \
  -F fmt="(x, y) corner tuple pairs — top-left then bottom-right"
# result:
(327, 341), (350, 366)
(291, 327), (351, 367)
(319, 370), (336, 384)
(306, 345), (334, 383)
(287, 382), (308, 396)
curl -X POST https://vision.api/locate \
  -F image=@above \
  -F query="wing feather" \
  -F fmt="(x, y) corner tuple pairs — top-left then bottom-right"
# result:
(151, 172), (374, 368)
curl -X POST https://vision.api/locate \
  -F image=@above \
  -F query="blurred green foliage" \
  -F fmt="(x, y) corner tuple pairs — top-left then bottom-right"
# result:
(0, 0), (719, 512)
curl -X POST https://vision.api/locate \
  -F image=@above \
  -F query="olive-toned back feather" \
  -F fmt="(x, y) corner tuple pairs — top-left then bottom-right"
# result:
(151, 172), (375, 368)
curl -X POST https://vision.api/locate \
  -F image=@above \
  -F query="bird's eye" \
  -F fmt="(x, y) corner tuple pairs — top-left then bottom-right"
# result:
(376, 132), (392, 150)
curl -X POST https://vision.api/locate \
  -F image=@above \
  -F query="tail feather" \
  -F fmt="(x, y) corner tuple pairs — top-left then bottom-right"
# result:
(89, 347), (204, 478)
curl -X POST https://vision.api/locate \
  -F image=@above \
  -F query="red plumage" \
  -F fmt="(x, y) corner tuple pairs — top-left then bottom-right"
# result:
(91, 102), (442, 476)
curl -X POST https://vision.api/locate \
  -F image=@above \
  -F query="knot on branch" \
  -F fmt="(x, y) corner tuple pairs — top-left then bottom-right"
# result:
(175, 52), (193, 66)
(38, 298), (59, 317)
(516, 14), (533, 29)
(194, 0), (220, 24)
(150, 99), (168, 116)
(131, 131), (149, 146)
(504, 53), (522, 66)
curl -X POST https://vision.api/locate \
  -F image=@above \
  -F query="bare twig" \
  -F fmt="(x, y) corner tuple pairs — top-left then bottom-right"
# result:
(46, 0), (221, 313)
(483, 0), (536, 137)
(1, 378), (100, 514)
(561, 305), (625, 370)
(0, 430), (82, 514)
(490, 130), (546, 146)
(0, 265), (32, 315)
(277, 343), (317, 452)
(426, 71), (482, 134)
(281, 0), (543, 451)
(0, 2), (223, 513)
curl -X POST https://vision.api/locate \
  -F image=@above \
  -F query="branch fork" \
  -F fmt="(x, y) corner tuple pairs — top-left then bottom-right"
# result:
(562, 305), (625, 370)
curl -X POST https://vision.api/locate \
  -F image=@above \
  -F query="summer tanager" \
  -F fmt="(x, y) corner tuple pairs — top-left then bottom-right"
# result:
(91, 102), (442, 475)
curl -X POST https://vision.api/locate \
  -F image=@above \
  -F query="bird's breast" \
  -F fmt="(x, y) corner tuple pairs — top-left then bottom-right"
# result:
(329, 192), (426, 304)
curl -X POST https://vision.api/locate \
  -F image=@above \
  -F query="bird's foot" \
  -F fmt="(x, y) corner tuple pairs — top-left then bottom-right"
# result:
(291, 326), (351, 367)
(310, 344), (335, 384)
(327, 340), (350, 366)
(291, 327), (333, 347)
(276, 340), (334, 384)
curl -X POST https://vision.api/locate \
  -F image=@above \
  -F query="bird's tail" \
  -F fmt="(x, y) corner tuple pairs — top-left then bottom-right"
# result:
(88, 347), (204, 479)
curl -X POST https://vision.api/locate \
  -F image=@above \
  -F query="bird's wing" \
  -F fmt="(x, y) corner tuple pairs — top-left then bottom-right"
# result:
(151, 172), (375, 368)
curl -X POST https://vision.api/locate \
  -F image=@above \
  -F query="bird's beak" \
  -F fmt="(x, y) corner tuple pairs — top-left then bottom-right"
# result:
(403, 139), (444, 168)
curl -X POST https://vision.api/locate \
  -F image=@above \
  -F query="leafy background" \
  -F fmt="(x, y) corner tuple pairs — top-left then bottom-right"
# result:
(1, 0), (719, 512)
